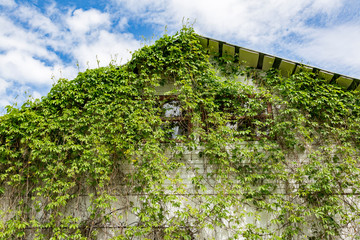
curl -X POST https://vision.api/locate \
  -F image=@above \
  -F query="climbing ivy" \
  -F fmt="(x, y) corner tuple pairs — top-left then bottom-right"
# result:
(1, 26), (360, 239)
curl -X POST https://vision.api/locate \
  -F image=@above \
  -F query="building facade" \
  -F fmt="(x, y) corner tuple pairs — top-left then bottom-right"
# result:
(1, 28), (360, 239)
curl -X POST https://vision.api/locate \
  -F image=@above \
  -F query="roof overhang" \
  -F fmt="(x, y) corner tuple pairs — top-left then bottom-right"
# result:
(197, 35), (360, 91)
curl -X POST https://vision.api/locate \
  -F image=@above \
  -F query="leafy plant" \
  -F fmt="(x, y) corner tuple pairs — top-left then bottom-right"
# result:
(1, 26), (360, 239)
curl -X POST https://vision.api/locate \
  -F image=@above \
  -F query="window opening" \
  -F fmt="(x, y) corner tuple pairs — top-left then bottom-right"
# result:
(158, 95), (272, 140)
(158, 96), (190, 140)
(209, 95), (272, 139)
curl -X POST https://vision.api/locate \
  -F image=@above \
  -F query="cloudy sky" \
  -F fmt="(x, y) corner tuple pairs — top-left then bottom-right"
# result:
(1, 0), (360, 112)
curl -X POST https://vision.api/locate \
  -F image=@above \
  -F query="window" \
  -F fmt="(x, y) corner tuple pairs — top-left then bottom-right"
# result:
(225, 102), (272, 139)
(158, 96), (190, 140)
(211, 94), (272, 139)
(157, 95), (272, 140)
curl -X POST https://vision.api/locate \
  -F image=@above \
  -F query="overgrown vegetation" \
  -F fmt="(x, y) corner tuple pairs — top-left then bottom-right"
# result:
(1, 26), (360, 239)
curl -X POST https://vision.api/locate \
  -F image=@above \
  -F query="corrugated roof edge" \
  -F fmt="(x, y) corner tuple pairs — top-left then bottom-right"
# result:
(196, 35), (360, 91)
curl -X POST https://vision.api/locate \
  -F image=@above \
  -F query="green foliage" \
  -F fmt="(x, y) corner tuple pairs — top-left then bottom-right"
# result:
(1, 26), (360, 239)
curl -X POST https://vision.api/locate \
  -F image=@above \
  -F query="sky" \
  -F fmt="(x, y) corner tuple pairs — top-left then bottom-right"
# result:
(1, 0), (360, 113)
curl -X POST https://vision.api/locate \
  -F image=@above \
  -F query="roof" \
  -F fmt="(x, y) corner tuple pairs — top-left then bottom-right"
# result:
(197, 35), (360, 91)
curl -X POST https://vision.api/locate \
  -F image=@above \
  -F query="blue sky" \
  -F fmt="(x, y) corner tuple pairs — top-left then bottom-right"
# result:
(1, 0), (360, 112)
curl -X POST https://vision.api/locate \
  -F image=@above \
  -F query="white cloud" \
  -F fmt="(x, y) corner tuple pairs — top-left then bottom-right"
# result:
(1, 3), (139, 75)
(0, 0), (15, 7)
(66, 9), (111, 35)
(311, 0), (343, 14)
(72, 30), (139, 69)
(0, 16), (59, 62)
(0, 78), (12, 110)
(292, 24), (360, 77)
(111, 0), (345, 46)
(60, 8), (140, 70)
(0, 50), (54, 85)
(112, 0), (166, 14)
(0, 78), (11, 95)
(16, 5), (59, 36)
(117, 17), (129, 31)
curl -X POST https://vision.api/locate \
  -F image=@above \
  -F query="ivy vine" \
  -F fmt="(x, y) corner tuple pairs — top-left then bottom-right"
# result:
(1, 26), (360, 239)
